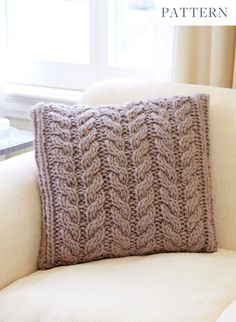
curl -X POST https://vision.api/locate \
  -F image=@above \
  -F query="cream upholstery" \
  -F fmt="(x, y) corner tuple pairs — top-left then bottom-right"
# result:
(0, 79), (236, 321)
(0, 249), (236, 322)
(0, 152), (41, 290)
(218, 300), (236, 321)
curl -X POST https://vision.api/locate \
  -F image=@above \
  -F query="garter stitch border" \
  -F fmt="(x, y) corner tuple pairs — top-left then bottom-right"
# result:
(30, 94), (217, 269)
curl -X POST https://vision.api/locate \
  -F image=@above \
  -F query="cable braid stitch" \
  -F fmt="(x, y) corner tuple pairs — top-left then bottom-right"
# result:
(46, 108), (81, 265)
(101, 109), (131, 256)
(151, 103), (182, 251)
(175, 100), (205, 251)
(128, 106), (156, 254)
(78, 110), (106, 262)
(31, 95), (216, 269)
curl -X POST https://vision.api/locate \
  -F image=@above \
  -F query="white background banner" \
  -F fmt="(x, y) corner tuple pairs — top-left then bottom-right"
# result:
(155, 0), (236, 25)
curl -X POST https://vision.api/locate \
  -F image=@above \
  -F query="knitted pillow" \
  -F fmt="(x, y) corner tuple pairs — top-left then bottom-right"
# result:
(31, 94), (217, 269)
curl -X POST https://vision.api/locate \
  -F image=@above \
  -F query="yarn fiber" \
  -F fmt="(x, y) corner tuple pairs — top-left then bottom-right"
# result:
(31, 94), (217, 269)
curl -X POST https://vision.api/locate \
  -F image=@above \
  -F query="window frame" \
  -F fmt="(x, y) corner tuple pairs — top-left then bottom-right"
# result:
(98, 0), (158, 82)
(4, 0), (175, 91)
(4, 0), (98, 90)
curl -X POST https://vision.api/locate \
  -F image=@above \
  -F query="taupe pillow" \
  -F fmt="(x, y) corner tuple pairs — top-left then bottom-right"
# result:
(31, 94), (217, 269)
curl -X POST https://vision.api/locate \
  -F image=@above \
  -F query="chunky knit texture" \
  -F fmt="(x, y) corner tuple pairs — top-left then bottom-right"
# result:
(31, 94), (217, 269)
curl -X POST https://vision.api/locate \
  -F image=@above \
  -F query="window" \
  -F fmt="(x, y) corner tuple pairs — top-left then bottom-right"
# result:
(109, 0), (157, 69)
(7, 0), (90, 65)
(4, 0), (175, 90)
(104, 0), (174, 82)
(5, 0), (97, 89)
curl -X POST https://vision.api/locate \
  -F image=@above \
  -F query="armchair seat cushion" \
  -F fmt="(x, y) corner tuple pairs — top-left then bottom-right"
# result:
(1, 249), (236, 322)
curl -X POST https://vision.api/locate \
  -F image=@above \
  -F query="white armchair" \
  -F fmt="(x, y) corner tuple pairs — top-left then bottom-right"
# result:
(0, 80), (236, 322)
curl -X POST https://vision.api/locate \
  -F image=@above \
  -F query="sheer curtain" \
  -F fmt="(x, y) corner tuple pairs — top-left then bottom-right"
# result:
(173, 26), (236, 89)
(233, 50), (236, 88)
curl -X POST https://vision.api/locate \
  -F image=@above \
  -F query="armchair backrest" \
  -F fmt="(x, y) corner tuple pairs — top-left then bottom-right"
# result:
(1, 79), (235, 290)
(81, 79), (236, 252)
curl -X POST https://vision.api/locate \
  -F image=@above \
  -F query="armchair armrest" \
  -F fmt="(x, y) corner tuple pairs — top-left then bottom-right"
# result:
(0, 152), (41, 290)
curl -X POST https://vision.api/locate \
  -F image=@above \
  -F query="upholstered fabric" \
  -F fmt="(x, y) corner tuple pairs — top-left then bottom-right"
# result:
(0, 152), (41, 290)
(0, 249), (236, 322)
(0, 80), (236, 292)
(80, 79), (236, 252)
(31, 94), (216, 269)
(217, 299), (236, 321)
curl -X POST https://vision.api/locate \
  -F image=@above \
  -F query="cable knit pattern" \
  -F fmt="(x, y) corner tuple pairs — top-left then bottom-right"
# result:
(31, 94), (217, 269)
(77, 109), (106, 262)
(152, 104), (182, 251)
(103, 109), (131, 256)
(35, 105), (82, 268)
(175, 100), (205, 250)
(128, 106), (156, 254)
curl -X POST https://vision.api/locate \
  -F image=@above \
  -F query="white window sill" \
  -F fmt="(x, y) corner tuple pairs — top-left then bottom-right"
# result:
(4, 83), (84, 120)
